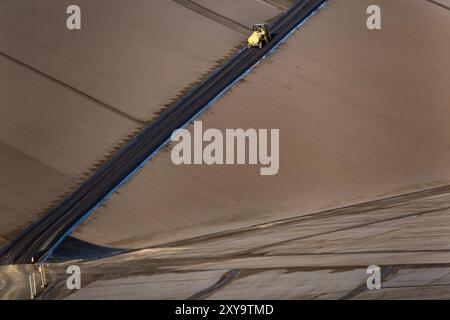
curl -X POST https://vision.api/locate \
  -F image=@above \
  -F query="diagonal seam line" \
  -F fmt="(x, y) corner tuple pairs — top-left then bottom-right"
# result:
(0, 52), (145, 125)
(425, 0), (450, 10)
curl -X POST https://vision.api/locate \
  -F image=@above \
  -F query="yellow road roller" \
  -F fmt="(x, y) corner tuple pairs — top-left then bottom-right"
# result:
(247, 23), (271, 48)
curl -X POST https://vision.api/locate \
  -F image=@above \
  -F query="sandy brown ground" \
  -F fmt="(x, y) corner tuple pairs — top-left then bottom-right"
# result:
(13, 186), (450, 300)
(73, 0), (450, 251)
(3, 0), (449, 300)
(0, 1), (281, 247)
(0, 55), (138, 245)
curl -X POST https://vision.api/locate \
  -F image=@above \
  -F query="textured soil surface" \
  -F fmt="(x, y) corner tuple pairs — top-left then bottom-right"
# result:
(0, 0), (280, 247)
(73, 0), (450, 251)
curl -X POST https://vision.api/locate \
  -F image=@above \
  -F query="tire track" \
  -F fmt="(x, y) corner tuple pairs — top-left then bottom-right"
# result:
(425, 0), (450, 11)
(187, 269), (239, 300)
(171, 0), (251, 35)
(244, 205), (450, 256)
(150, 185), (450, 250)
(258, 249), (450, 257)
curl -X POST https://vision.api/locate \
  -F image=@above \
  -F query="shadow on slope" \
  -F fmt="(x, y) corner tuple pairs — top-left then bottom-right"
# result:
(47, 236), (128, 262)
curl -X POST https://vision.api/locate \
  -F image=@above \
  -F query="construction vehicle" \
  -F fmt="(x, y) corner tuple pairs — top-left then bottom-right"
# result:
(247, 24), (271, 48)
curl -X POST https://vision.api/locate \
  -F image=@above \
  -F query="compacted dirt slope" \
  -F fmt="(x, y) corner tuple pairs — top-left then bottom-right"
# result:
(0, 0), (282, 247)
(72, 0), (450, 250)
(0, 55), (137, 246)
